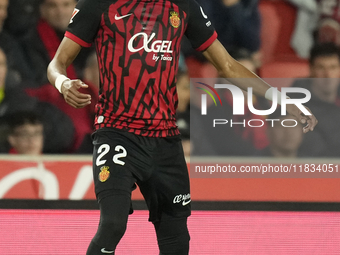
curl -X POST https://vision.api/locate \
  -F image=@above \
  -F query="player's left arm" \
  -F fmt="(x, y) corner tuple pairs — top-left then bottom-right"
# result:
(202, 39), (318, 133)
(47, 37), (91, 108)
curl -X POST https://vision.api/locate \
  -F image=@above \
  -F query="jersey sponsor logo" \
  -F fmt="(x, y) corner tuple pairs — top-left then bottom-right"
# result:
(152, 54), (172, 62)
(101, 248), (114, 254)
(69, 8), (79, 24)
(128, 32), (173, 54)
(169, 11), (181, 28)
(98, 166), (110, 182)
(115, 13), (132, 20)
(173, 193), (191, 206)
(200, 6), (208, 19)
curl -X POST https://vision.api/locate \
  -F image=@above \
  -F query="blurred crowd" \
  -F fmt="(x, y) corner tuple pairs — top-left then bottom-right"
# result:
(0, 0), (340, 158)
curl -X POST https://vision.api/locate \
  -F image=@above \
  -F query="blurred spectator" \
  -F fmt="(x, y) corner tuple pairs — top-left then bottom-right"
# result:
(23, 0), (91, 85)
(0, 46), (75, 154)
(190, 79), (258, 157)
(0, 45), (5, 101)
(176, 70), (191, 157)
(182, 0), (260, 78)
(292, 43), (340, 157)
(82, 50), (99, 108)
(7, 111), (44, 155)
(73, 50), (100, 153)
(220, 89), (269, 151)
(83, 51), (100, 89)
(227, 49), (269, 150)
(283, 0), (340, 59)
(317, 0), (340, 46)
(284, 0), (340, 59)
(257, 110), (303, 157)
(0, 0), (34, 86)
(25, 51), (99, 153)
(186, 0), (261, 64)
(287, 0), (318, 58)
(25, 82), (96, 153)
(3, 0), (40, 39)
(229, 48), (257, 74)
(17, 0), (96, 153)
(0, 47), (36, 122)
(309, 42), (340, 80)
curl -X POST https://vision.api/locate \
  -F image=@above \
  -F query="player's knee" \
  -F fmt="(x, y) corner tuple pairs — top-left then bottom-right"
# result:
(101, 217), (127, 240)
(93, 217), (127, 249)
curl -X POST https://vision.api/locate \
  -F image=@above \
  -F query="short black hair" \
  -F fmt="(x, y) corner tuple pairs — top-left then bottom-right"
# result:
(309, 43), (340, 65)
(8, 111), (42, 134)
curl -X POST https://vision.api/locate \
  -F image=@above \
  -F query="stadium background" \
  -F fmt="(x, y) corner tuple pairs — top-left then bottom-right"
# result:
(1, 0), (340, 254)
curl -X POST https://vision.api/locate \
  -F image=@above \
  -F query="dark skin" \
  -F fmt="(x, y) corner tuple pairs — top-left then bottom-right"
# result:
(47, 37), (318, 133)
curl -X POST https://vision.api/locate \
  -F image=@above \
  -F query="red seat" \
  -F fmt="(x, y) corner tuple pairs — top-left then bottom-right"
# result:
(259, 61), (309, 78)
(259, 0), (280, 64)
(259, 0), (301, 64)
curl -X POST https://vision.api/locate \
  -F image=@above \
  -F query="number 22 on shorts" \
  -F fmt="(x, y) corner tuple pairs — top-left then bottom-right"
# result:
(96, 144), (127, 166)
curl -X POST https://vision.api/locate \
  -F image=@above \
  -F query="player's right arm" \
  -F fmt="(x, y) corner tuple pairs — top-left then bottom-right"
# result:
(47, 38), (91, 108)
(47, 0), (100, 108)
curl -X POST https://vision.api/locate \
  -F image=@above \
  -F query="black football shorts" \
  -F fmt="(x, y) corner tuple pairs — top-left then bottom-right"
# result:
(92, 128), (191, 222)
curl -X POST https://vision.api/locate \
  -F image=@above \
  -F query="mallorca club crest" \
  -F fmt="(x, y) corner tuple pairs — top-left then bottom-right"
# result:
(169, 11), (181, 28)
(99, 166), (110, 182)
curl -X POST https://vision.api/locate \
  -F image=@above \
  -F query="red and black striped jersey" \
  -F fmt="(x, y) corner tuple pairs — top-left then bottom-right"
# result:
(66, 0), (217, 137)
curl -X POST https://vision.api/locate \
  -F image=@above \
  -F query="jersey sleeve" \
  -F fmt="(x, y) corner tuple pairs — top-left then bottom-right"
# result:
(65, 0), (102, 48)
(185, 0), (218, 52)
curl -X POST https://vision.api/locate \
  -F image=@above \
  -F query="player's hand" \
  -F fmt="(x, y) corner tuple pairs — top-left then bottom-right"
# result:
(60, 79), (92, 108)
(286, 104), (318, 133)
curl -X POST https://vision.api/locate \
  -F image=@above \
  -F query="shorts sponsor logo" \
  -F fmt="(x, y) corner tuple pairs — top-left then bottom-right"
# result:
(169, 11), (181, 28)
(173, 193), (191, 206)
(98, 166), (110, 182)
